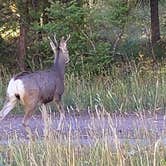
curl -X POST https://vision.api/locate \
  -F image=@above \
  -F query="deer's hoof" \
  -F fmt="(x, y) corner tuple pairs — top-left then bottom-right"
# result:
(0, 115), (4, 121)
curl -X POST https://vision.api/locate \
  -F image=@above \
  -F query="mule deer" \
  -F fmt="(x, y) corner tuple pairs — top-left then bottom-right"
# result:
(0, 34), (70, 129)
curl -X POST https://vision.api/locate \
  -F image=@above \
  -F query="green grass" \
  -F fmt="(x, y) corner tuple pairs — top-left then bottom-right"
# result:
(0, 62), (165, 113)
(63, 62), (166, 113)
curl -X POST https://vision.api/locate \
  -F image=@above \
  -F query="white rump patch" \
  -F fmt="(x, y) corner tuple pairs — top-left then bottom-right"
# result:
(7, 78), (25, 98)
(0, 78), (25, 120)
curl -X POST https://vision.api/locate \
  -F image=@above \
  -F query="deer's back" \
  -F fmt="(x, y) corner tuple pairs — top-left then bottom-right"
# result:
(14, 69), (64, 104)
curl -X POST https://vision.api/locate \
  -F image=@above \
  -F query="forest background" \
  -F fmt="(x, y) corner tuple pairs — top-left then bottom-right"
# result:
(0, 0), (165, 75)
(0, 0), (165, 112)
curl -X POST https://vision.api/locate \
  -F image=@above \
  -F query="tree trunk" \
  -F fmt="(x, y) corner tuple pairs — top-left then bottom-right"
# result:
(18, 24), (26, 71)
(17, 0), (29, 71)
(150, 0), (160, 45)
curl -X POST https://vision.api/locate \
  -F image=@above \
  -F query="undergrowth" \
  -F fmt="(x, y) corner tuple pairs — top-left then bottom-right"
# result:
(0, 61), (165, 113)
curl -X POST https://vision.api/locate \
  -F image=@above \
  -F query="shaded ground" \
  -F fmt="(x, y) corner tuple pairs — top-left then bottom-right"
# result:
(0, 110), (166, 146)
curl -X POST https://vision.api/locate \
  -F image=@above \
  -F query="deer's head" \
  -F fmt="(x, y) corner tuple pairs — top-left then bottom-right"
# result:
(49, 34), (70, 64)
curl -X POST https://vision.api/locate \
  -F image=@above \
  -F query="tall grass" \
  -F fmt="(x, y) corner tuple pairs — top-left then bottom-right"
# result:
(0, 107), (166, 166)
(0, 62), (165, 113)
(0, 59), (165, 165)
(3, 139), (166, 166)
(64, 62), (166, 112)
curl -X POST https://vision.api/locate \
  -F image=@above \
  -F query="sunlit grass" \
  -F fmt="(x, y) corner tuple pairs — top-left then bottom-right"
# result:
(2, 141), (166, 166)
(0, 106), (166, 166)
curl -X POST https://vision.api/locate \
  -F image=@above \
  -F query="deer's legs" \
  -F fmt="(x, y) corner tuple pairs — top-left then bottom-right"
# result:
(22, 91), (38, 124)
(22, 105), (36, 139)
(0, 96), (17, 121)
(22, 108), (35, 127)
(54, 96), (65, 130)
(56, 101), (65, 130)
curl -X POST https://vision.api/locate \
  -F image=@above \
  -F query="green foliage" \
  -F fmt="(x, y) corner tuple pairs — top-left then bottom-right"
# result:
(42, 0), (102, 74)
(106, 0), (129, 28)
(26, 39), (52, 70)
(32, 0), (134, 74)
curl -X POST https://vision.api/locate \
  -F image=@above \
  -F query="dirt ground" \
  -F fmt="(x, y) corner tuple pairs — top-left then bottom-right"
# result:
(0, 110), (166, 145)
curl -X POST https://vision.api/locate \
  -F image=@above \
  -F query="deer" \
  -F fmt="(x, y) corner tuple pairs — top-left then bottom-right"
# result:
(0, 34), (70, 131)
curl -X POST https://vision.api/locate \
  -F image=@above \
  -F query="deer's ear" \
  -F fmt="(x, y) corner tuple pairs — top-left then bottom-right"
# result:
(59, 36), (66, 49)
(59, 35), (70, 48)
(53, 33), (58, 46)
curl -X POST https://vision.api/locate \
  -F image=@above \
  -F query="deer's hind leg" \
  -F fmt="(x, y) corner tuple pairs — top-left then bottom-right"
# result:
(22, 105), (37, 127)
(22, 104), (37, 140)
(0, 95), (17, 121)
(22, 93), (39, 126)
(21, 90), (39, 139)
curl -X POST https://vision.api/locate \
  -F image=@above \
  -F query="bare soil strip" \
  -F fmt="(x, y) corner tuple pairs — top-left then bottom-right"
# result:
(0, 111), (166, 146)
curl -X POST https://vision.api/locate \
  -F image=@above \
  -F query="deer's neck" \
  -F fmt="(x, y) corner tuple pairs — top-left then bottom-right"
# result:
(53, 50), (65, 79)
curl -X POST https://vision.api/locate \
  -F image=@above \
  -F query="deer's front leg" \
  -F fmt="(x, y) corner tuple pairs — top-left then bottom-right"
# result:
(54, 95), (65, 130)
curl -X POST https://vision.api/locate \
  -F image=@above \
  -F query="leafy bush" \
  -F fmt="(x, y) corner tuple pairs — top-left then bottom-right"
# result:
(32, 0), (120, 74)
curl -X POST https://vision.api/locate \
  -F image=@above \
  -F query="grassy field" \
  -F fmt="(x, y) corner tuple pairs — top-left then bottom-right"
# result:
(0, 61), (165, 113)
(0, 61), (165, 165)
(1, 139), (166, 165)
(63, 61), (166, 113)
(0, 110), (166, 166)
